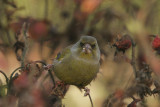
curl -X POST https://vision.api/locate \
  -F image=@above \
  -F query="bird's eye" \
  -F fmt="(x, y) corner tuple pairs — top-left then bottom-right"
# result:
(91, 44), (96, 49)
(80, 42), (84, 47)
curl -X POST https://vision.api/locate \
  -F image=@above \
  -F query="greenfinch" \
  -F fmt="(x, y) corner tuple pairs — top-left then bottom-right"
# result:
(53, 36), (100, 88)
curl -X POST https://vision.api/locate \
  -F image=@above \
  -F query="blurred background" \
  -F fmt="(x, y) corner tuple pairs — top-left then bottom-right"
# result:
(0, 0), (160, 107)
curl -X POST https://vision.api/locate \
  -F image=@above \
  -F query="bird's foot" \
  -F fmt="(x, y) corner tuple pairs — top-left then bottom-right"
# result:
(84, 87), (94, 107)
(84, 87), (90, 96)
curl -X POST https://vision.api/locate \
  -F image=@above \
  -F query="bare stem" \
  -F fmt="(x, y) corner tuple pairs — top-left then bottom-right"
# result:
(27, 61), (56, 87)
(88, 93), (94, 107)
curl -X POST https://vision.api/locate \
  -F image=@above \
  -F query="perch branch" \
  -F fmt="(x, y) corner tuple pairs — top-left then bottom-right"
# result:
(88, 93), (94, 107)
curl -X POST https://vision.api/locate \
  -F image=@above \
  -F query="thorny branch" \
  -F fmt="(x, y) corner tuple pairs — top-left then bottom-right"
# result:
(27, 61), (56, 87)
(1, 0), (160, 106)
(103, 35), (159, 107)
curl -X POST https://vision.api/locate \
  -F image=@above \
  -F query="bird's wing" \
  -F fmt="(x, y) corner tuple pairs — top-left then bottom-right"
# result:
(55, 45), (72, 61)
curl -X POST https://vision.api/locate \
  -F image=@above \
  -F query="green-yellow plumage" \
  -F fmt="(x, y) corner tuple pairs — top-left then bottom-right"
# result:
(53, 36), (100, 88)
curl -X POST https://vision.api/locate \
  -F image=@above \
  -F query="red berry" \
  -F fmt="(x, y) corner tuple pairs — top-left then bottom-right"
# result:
(116, 39), (132, 50)
(114, 35), (132, 52)
(152, 36), (160, 50)
(28, 20), (49, 40)
(13, 72), (29, 91)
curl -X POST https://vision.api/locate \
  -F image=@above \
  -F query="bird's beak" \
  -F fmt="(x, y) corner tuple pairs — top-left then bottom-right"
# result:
(82, 44), (92, 54)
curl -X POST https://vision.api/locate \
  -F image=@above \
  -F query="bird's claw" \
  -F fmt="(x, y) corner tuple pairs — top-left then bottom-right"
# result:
(84, 87), (90, 96)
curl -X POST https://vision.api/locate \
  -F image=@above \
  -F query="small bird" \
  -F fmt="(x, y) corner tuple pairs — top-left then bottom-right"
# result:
(53, 36), (100, 89)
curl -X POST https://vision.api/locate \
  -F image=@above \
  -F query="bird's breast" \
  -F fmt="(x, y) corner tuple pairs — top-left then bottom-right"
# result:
(54, 55), (99, 87)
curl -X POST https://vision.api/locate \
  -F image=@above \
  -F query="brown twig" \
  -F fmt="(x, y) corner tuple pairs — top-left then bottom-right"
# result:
(27, 61), (56, 88)
(88, 93), (94, 107)
(84, 87), (94, 107)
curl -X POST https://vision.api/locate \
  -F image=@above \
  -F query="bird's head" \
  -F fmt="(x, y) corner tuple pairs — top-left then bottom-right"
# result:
(71, 36), (100, 61)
